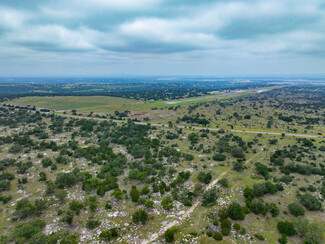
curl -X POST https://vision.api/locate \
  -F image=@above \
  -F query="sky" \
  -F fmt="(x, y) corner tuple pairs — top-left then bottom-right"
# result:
(1, 0), (325, 76)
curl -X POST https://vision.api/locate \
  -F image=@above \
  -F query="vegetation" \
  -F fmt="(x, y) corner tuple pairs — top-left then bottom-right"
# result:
(0, 85), (325, 243)
(288, 203), (305, 217)
(132, 210), (149, 224)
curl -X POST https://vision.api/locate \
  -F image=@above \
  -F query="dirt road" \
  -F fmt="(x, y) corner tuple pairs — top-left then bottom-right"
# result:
(142, 154), (258, 244)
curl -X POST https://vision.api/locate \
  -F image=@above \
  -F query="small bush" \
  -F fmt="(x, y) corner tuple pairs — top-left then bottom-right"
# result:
(213, 232), (223, 241)
(299, 193), (321, 211)
(197, 171), (212, 184)
(132, 209), (148, 224)
(233, 223), (241, 231)
(41, 158), (53, 168)
(99, 228), (118, 241)
(277, 221), (296, 236)
(86, 219), (101, 229)
(0, 194), (12, 204)
(202, 187), (218, 207)
(227, 202), (245, 220)
(254, 234), (265, 240)
(288, 203), (305, 217)
(213, 154), (226, 161)
(161, 196), (173, 210)
(55, 190), (68, 203)
(278, 234), (287, 244)
(13, 198), (35, 220)
(165, 227), (177, 243)
(240, 227), (246, 235)
(14, 218), (45, 239)
(69, 200), (83, 215)
(221, 219), (231, 236)
(62, 210), (73, 225)
(218, 178), (229, 188)
(206, 231), (213, 237)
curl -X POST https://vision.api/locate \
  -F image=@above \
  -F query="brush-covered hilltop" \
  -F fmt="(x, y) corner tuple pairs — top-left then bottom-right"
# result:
(0, 80), (325, 244)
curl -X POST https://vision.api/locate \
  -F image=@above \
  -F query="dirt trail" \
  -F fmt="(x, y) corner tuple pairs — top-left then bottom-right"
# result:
(142, 154), (258, 244)
(8, 107), (324, 139)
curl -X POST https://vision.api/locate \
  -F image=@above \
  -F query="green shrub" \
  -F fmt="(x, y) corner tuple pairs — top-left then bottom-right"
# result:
(62, 210), (73, 225)
(130, 185), (140, 202)
(299, 193), (321, 211)
(233, 223), (241, 231)
(202, 187), (218, 207)
(56, 172), (77, 188)
(213, 232), (223, 241)
(34, 198), (47, 216)
(268, 203), (280, 217)
(197, 171), (212, 184)
(206, 231), (213, 237)
(13, 198), (35, 220)
(165, 227), (177, 243)
(161, 196), (173, 211)
(248, 198), (265, 215)
(9, 144), (23, 154)
(221, 219), (231, 236)
(288, 203), (305, 217)
(231, 147), (245, 158)
(38, 172), (47, 182)
(0, 194), (12, 204)
(213, 154), (226, 161)
(105, 201), (112, 210)
(141, 185), (150, 195)
(86, 219), (101, 229)
(293, 217), (324, 244)
(145, 199), (154, 208)
(69, 200), (83, 215)
(307, 185), (316, 192)
(227, 202), (245, 220)
(14, 218), (45, 239)
(99, 228), (118, 241)
(218, 208), (229, 220)
(254, 234), (265, 240)
(255, 162), (269, 179)
(277, 221), (296, 236)
(218, 178), (229, 187)
(55, 190), (68, 203)
(132, 209), (148, 224)
(29, 232), (48, 244)
(111, 188), (124, 200)
(41, 158), (53, 168)
(240, 227), (246, 235)
(278, 234), (287, 244)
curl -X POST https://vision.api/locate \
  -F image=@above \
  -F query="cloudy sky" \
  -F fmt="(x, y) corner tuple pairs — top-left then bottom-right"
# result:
(1, 0), (325, 76)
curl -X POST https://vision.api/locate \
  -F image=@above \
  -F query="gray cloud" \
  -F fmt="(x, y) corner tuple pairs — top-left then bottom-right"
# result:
(217, 15), (318, 40)
(0, 0), (325, 76)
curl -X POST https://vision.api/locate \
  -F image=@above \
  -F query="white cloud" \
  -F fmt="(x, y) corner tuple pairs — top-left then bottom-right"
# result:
(74, 0), (161, 10)
(0, 8), (30, 29)
(5, 25), (96, 51)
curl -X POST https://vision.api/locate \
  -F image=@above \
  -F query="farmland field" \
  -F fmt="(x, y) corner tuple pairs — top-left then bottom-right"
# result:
(9, 92), (254, 113)
(10, 96), (148, 112)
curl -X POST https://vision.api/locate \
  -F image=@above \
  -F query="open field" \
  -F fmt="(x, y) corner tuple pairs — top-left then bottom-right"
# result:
(9, 94), (245, 112)
(9, 87), (275, 113)
(10, 96), (149, 113)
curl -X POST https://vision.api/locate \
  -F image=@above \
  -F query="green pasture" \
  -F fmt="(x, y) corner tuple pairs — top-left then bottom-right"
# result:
(9, 92), (254, 113)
